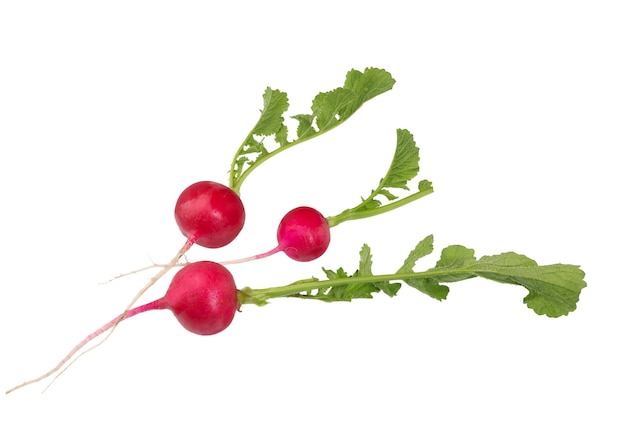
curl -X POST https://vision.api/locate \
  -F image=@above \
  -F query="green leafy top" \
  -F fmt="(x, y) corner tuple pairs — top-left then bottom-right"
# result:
(238, 235), (587, 318)
(228, 67), (396, 194)
(326, 128), (434, 227)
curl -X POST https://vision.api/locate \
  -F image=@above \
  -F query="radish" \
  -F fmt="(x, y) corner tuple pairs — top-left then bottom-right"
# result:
(158, 261), (239, 335)
(175, 181), (245, 249)
(277, 206), (331, 261)
(223, 206), (331, 264)
(118, 181), (244, 328)
(6, 261), (238, 394)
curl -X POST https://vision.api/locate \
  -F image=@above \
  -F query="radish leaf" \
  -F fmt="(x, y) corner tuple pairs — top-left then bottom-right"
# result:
(326, 129), (434, 227)
(229, 67), (395, 193)
(239, 236), (586, 317)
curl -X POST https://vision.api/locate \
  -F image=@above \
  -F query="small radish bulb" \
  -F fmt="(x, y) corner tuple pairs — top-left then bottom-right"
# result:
(219, 206), (331, 265)
(277, 206), (331, 261)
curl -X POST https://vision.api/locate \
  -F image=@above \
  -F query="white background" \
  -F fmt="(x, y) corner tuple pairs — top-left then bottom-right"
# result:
(1, 1), (624, 447)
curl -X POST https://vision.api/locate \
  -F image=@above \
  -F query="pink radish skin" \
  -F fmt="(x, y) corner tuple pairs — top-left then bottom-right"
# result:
(277, 206), (331, 261)
(175, 181), (245, 249)
(222, 206), (331, 264)
(164, 261), (239, 335)
(5, 261), (238, 394)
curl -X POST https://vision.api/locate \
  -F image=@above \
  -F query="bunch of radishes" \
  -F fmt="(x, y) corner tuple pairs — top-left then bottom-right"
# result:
(7, 68), (380, 393)
(163, 179), (333, 336)
(6, 66), (588, 394)
(5, 179), (333, 394)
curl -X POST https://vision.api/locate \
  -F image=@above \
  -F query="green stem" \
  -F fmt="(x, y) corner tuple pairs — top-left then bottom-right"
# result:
(326, 186), (434, 227)
(229, 129), (254, 193)
(229, 95), (380, 194)
(238, 267), (465, 306)
(230, 130), (325, 194)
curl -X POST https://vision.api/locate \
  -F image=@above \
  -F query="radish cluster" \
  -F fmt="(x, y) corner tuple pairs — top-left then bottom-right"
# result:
(5, 178), (331, 394)
(169, 186), (331, 329)
(153, 180), (331, 336)
(8, 68), (392, 394)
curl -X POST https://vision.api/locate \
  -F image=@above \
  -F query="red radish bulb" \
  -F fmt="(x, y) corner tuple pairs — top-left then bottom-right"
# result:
(175, 181), (245, 248)
(163, 261), (238, 335)
(220, 206), (331, 265)
(277, 206), (331, 261)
